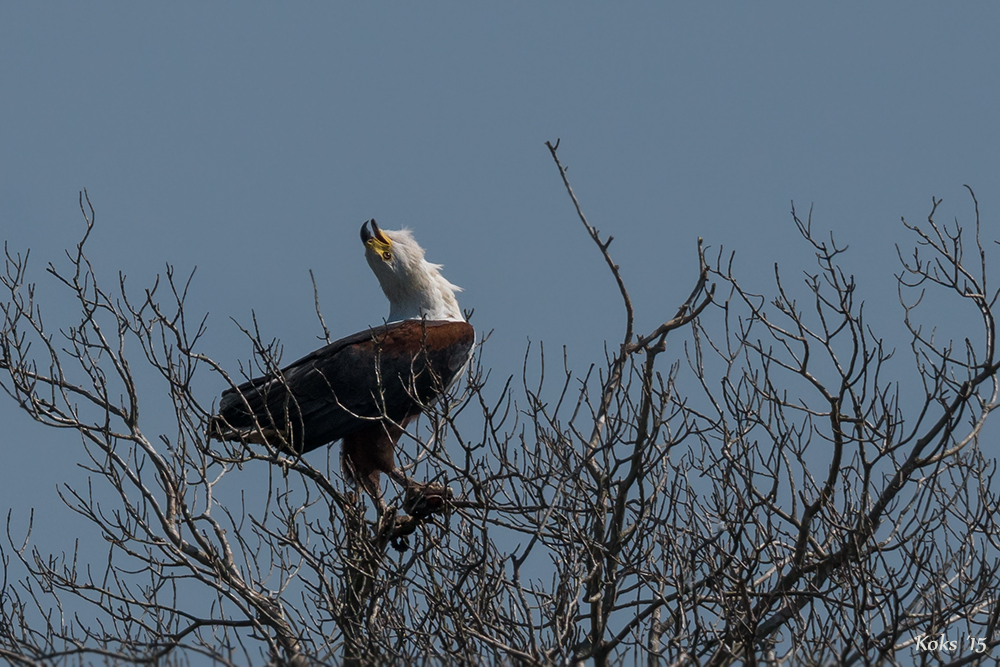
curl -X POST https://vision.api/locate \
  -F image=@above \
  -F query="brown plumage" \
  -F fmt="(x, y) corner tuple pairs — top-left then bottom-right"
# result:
(211, 319), (474, 491)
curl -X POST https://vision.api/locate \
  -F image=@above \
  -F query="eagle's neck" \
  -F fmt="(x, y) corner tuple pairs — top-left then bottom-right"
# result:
(385, 262), (463, 322)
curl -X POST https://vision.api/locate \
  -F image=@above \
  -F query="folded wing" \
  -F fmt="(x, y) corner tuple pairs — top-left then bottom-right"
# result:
(211, 320), (475, 454)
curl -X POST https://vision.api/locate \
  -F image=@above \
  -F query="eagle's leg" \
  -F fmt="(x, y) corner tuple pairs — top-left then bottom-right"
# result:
(341, 421), (401, 512)
(342, 418), (451, 524)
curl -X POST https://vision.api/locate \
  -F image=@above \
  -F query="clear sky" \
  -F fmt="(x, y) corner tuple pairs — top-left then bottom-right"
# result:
(2, 0), (999, 627)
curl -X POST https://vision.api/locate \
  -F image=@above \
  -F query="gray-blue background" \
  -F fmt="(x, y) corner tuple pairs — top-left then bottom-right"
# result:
(2, 1), (998, 640)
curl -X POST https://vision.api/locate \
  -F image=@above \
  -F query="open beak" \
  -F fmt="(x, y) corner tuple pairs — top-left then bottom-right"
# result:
(360, 219), (391, 245)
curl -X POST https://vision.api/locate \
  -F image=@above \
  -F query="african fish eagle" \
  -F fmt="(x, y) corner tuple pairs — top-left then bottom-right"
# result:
(209, 220), (474, 504)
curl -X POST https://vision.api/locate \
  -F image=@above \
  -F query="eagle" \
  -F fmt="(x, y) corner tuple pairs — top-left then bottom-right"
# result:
(209, 220), (474, 509)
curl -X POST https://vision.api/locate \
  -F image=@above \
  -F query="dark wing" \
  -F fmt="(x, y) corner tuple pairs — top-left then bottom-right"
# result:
(211, 320), (474, 454)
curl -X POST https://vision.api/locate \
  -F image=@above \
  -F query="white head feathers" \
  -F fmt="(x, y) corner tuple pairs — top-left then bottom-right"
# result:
(360, 219), (464, 323)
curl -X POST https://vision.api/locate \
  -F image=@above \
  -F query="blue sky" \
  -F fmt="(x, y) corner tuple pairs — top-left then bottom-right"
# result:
(2, 1), (999, 614)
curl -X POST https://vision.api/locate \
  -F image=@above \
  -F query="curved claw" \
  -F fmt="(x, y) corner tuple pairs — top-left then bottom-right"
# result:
(403, 482), (453, 518)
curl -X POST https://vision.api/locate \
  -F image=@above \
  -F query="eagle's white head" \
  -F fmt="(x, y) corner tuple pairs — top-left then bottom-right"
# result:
(361, 219), (464, 323)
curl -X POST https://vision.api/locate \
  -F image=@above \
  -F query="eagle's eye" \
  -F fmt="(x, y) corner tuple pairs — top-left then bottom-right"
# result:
(382, 250), (392, 261)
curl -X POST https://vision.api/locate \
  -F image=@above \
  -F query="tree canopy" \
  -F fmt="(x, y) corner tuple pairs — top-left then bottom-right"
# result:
(2, 146), (999, 666)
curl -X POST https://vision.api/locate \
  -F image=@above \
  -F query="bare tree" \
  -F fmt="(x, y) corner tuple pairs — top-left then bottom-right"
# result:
(2, 146), (999, 666)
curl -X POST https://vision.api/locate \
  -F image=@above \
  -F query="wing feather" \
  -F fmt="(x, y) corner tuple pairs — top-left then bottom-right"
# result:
(212, 320), (474, 454)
